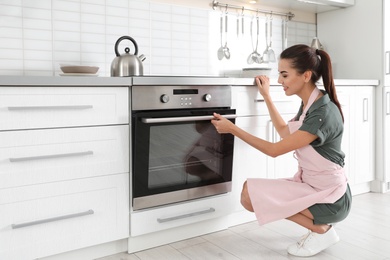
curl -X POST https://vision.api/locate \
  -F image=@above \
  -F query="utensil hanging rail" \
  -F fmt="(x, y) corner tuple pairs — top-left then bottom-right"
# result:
(212, 0), (294, 20)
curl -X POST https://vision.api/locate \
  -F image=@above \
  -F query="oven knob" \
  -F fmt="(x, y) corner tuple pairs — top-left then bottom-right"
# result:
(203, 94), (212, 102)
(160, 94), (170, 103)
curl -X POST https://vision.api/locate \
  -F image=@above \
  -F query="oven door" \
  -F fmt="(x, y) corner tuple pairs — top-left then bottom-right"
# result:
(132, 108), (236, 210)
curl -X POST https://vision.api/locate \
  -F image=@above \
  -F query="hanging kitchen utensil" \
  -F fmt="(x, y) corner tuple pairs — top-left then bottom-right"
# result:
(268, 16), (276, 62)
(262, 16), (270, 63)
(111, 36), (145, 77)
(223, 11), (231, 59)
(236, 13), (240, 37)
(247, 15), (262, 64)
(311, 36), (324, 50)
(241, 9), (245, 36)
(282, 17), (288, 50)
(217, 14), (225, 60)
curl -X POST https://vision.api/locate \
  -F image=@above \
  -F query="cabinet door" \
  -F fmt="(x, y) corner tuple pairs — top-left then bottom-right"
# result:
(384, 0), (390, 86)
(337, 88), (352, 184)
(353, 87), (375, 184)
(268, 114), (299, 179)
(0, 174), (129, 260)
(0, 125), (129, 188)
(231, 116), (269, 211)
(0, 87), (129, 131)
(338, 86), (375, 190)
(384, 87), (390, 182)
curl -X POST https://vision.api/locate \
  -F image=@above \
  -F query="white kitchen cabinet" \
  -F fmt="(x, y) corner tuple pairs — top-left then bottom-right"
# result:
(0, 125), (129, 189)
(318, 1), (386, 191)
(230, 116), (269, 213)
(0, 174), (129, 260)
(0, 86), (130, 260)
(0, 87), (128, 131)
(337, 86), (375, 194)
(230, 86), (300, 221)
(268, 114), (300, 180)
(130, 193), (232, 236)
(384, 87), (390, 184)
(336, 89), (352, 186)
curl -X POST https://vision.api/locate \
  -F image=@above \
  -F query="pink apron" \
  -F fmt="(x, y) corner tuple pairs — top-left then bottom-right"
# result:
(247, 87), (348, 225)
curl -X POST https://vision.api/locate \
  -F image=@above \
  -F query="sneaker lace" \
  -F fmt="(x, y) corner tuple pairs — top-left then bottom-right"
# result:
(297, 230), (312, 248)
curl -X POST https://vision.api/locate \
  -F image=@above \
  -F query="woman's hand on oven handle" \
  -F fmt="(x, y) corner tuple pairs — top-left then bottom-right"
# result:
(211, 113), (235, 134)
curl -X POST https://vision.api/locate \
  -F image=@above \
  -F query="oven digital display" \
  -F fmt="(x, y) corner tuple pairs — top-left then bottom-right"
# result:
(173, 89), (199, 95)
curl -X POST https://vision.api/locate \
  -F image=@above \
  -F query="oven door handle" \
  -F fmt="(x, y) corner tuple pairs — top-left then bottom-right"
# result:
(142, 114), (237, 124)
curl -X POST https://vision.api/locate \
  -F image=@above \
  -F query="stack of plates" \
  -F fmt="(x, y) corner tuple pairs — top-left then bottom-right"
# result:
(59, 64), (99, 76)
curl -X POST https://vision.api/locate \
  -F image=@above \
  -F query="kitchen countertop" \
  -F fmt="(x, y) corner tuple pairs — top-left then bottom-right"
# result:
(0, 75), (380, 87)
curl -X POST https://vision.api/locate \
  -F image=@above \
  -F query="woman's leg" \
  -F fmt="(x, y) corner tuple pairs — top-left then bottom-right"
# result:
(240, 181), (329, 234)
(240, 181), (254, 212)
(286, 210), (330, 234)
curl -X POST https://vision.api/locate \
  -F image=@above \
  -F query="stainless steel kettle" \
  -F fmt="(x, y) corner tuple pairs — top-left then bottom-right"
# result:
(111, 36), (146, 77)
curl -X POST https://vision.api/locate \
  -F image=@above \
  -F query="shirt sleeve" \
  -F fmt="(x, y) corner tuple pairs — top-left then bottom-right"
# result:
(299, 106), (327, 145)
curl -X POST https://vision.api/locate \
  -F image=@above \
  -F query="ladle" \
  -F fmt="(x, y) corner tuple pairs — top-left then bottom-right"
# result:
(223, 11), (231, 59)
(247, 15), (262, 64)
(268, 16), (276, 62)
(262, 16), (269, 63)
(217, 14), (225, 60)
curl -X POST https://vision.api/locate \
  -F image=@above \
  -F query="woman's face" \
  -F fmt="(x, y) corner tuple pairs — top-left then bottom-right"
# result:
(277, 58), (307, 96)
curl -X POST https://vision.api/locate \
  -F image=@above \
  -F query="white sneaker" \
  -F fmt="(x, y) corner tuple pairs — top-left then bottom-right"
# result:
(287, 226), (340, 257)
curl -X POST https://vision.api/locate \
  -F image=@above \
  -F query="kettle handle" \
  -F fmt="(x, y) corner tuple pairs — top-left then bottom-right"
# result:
(114, 36), (138, 57)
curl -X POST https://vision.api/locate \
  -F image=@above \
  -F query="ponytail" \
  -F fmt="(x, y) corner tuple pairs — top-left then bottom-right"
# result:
(316, 49), (344, 122)
(280, 45), (344, 122)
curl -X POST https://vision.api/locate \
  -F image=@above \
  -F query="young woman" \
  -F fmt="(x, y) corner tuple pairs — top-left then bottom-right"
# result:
(211, 44), (351, 257)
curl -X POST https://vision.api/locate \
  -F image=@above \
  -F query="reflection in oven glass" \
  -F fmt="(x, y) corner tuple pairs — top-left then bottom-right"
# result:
(148, 121), (225, 189)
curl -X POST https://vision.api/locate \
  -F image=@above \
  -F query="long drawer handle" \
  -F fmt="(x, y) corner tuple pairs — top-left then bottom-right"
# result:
(387, 91), (390, 115)
(7, 105), (93, 111)
(254, 99), (291, 103)
(9, 150), (93, 162)
(142, 115), (236, 124)
(11, 209), (94, 229)
(157, 207), (215, 223)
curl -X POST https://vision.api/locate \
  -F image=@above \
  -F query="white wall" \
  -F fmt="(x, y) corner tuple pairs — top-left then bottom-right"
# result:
(0, 0), (316, 77)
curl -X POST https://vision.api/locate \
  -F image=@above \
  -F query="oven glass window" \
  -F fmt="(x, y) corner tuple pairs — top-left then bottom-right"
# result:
(148, 121), (227, 189)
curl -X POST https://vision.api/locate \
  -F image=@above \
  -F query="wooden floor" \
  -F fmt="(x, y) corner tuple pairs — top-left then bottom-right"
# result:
(98, 192), (390, 260)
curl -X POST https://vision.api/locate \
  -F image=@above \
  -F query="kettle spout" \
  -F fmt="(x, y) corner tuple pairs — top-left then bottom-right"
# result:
(139, 54), (146, 62)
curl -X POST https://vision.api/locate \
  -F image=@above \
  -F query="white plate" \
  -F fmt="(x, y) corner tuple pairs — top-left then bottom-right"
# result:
(60, 64), (99, 74)
(59, 73), (99, 77)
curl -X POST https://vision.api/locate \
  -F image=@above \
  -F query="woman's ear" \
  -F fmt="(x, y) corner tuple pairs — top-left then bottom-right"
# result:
(303, 70), (312, 83)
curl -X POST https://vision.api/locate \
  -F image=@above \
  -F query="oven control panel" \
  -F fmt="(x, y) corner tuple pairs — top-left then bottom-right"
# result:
(132, 85), (231, 110)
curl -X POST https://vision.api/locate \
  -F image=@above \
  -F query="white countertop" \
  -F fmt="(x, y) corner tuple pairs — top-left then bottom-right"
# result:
(0, 75), (380, 87)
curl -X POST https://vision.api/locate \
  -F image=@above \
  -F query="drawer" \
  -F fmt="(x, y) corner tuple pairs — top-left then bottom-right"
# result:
(232, 86), (301, 116)
(130, 194), (232, 236)
(0, 87), (129, 130)
(0, 173), (129, 260)
(0, 125), (129, 188)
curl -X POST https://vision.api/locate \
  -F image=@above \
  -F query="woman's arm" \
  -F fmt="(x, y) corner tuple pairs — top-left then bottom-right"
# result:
(211, 113), (317, 157)
(255, 76), (291, 138)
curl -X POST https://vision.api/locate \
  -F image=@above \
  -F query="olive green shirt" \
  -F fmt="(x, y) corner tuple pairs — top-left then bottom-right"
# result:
(294, 91), (345, 167)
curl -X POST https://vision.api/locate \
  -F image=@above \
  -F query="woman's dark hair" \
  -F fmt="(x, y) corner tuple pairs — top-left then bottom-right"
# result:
(280, 44), (344, 122)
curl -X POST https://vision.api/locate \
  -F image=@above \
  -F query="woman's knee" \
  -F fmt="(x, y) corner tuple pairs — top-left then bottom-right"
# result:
(240, 181), (254, 212)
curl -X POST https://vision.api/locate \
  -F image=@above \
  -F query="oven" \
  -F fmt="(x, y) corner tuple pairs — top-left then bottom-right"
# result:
(131, 79), (236, 211)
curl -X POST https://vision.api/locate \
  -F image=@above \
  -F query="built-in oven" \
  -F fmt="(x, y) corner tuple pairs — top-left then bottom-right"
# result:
(131, 78), (236, 211)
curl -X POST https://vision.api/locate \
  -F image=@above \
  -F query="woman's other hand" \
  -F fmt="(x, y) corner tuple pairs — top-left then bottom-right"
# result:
(211, 113), (234, 134)
(255, 75), (270, 98)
